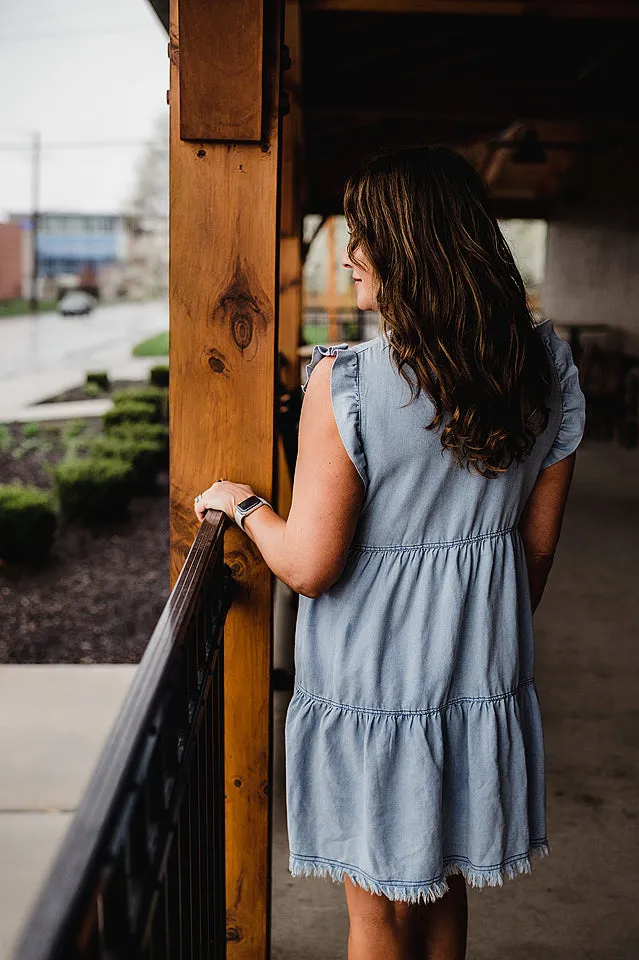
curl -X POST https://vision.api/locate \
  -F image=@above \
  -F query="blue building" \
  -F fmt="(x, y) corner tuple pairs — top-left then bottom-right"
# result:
(10, 212), (128, 280)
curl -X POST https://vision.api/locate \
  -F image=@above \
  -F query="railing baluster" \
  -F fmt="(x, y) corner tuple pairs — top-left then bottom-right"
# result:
(166, 824), (181, 960)
(203, 686), (213, 956)
(194, 606), (205, 956)
(212, 633), (226, 957)
(12, 512), (230, 960)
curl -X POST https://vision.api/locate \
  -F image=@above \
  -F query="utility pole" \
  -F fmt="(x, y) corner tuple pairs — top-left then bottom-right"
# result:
(29, 131), (41, 313)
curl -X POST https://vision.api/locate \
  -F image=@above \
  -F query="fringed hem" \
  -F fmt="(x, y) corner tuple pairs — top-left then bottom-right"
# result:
(289, 841), (550, 905)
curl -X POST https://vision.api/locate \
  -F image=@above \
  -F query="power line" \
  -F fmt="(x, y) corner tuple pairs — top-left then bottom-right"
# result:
(0, 27), (151, 43)
(0, 140), (168, 152)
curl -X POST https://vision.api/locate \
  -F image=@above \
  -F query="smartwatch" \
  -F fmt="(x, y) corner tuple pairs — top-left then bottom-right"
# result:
(234, 495), (271, 530)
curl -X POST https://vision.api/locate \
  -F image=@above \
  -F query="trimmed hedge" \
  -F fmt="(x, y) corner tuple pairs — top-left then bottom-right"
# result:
(106, 422), (169, 461)
(86, 371), (110, 391)
(54, 458), (134, 524)
(103, 401), (158, 430)
(89, 435), (165, 493)
(112, 386), (167, 421)
(0, 485), (57, 564)
(149, 364), (169, 389)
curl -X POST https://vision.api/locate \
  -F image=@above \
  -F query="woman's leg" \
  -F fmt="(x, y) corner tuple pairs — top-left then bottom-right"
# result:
(344, 875), (421, 960)
(343, 872), (468, 960)
(413, 874), (468, 960)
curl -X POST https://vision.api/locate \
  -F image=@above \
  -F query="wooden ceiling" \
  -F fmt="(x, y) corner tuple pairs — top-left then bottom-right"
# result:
(150, 0), (639, 217)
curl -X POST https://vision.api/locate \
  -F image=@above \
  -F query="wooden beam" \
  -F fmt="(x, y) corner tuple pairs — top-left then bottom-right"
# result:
(169, 1), (283, 958)
(306, 93), (639, 123)
(304, 0), (639, 18)
(178, 0), (264, 141)
(489, 196), (558, 218)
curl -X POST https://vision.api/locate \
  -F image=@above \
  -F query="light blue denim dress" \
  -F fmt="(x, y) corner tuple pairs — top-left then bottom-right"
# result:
(285, 318), (586, 904)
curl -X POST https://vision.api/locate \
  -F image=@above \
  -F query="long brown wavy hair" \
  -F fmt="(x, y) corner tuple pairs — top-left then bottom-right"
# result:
(343, 144), (553, 479)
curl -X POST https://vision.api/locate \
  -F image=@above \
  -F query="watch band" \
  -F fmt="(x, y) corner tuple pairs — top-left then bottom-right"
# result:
(234, 496), (271, 530)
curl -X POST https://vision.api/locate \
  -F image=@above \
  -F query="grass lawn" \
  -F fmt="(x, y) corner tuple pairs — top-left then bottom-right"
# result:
(0, 299), (58, 318)
(302, 322), (360, 345)
(132, 331), (169, 357)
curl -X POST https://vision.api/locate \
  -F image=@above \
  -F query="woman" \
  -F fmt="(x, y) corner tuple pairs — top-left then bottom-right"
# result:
(194, 145), (586, 960)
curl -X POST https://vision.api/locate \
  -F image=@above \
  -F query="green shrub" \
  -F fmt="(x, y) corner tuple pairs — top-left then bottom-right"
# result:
(0, 424), (11, 454)
(149, 364), (169, 389)
(86, 371), (110, 391)
(106, 422), (169, 461)
(54, 458), (134, 524)
(22, 422), (40, 439)
(0, 485), (57, 564)
(103, 401), (158, 431)
(89, 435), (165, 492)
(112, 386), (167, 421)
(63, 419), (88, 440)
(84, 382), (102, 398)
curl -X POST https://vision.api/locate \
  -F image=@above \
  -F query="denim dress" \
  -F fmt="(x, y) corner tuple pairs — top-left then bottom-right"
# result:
(285, 318), (586, 904)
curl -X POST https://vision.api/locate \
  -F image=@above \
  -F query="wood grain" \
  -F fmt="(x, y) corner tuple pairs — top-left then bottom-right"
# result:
(178, 0), (264, 141)
(169, 0), (282, 956)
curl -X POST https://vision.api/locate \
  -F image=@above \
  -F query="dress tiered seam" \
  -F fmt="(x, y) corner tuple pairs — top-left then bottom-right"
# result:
(288, 678), (550, 902)
(292, 677), (536, 718)
(349, 523), (518, 553)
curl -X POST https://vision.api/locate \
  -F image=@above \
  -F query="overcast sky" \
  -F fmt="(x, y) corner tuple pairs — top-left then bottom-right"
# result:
(0, 0), (168, 218)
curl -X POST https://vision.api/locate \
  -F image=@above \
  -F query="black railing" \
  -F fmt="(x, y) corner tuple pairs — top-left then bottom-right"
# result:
(13, 510), (233, 960)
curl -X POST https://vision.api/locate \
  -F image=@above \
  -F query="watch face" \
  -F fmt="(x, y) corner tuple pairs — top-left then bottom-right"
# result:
(238, 495), (262, 512)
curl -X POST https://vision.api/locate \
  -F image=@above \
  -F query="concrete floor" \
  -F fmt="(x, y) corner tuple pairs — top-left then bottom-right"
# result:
(1, 437), (637, 959)
(270, 438), (639, 960)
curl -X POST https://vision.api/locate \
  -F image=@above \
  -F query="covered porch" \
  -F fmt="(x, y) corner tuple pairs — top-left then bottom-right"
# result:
(6, 1), (639, 958)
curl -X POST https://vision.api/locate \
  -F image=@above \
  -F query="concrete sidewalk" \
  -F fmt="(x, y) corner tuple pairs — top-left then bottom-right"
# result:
(0, 666), (138, 960)
(0, 398), (114, 424)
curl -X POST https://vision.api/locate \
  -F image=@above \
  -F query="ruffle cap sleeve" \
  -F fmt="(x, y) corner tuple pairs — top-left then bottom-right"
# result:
(301, 342), (369, 490)
(537, 320), (587, 469)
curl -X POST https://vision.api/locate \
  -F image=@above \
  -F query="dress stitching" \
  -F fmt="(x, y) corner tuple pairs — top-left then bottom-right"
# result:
(544, 332), (565, 430)
(350, 523), (518, 552)
(289, 844), (550, 886)
(353, 336), (382, 356)
(356, 349), (363, 439)
(293, 677), (536, 718)
(539, 328), (565, 469)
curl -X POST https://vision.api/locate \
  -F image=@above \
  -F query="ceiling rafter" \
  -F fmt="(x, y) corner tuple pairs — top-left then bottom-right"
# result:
(303, 1), (639, 19)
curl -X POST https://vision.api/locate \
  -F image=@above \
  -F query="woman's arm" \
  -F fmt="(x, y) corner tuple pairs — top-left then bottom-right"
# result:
(243, 353), (365, 596)
(518, 452), (577, 614)
(211, 354), (365, 598)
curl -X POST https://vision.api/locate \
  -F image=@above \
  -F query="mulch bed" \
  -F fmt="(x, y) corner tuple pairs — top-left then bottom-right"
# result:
(0, 419), (170, 664)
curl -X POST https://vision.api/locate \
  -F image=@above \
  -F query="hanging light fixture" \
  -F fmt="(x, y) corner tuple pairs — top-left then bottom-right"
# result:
(511, 126), (547, 165)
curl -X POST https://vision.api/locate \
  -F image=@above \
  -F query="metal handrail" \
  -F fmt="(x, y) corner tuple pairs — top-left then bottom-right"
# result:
(12, 509), (233, 960)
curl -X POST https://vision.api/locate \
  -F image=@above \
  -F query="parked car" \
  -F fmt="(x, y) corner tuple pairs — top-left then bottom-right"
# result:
(58, 291), (96, 316)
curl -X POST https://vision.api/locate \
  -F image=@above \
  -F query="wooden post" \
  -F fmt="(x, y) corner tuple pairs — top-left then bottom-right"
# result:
(278, 0), (303, 518)
(169, 1), (283, 957)
(326, 216), (339, 342)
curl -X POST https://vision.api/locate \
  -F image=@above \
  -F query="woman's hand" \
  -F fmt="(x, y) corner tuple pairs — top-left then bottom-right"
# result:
(194, 480), (256, 523)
